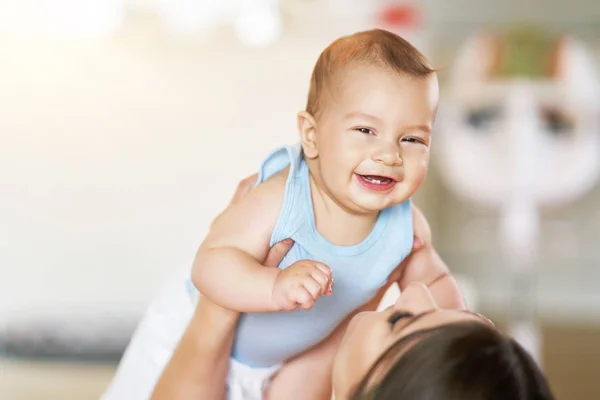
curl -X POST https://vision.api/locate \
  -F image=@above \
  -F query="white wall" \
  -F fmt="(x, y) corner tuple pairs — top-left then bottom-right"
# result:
(0, 18), (334, 322)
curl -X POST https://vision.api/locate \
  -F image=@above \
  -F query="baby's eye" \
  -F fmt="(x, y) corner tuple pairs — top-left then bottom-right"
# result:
(355, 127), (375, 135)
(402, 137), (423, 144)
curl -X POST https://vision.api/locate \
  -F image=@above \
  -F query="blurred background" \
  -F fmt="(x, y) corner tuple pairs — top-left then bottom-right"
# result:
(1, 0), (599, 399)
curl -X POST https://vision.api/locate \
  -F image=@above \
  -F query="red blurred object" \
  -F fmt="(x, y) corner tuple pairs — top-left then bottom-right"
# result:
(379, 3), (420, 28)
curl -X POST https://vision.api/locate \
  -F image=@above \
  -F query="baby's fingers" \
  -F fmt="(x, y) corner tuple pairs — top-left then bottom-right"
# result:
(291, 287), (315, 310)
(314, 262), (332, 281)
(309, 268), (332, 295)
(278, 297), (298, 312)
(302, 277), (323, 300)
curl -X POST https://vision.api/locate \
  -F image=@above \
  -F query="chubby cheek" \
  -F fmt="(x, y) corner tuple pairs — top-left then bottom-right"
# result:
(411, 163), (428, 188)
(405, 151), (429, 183)
(321, 147), (362, 187)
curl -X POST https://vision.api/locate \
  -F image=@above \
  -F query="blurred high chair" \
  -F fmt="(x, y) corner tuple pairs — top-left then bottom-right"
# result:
(435, 28), (600, 363)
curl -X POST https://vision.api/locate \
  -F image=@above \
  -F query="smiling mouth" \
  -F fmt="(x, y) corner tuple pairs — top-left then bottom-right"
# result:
(360, 175), (393, 185)
(355, 174), (397, 192)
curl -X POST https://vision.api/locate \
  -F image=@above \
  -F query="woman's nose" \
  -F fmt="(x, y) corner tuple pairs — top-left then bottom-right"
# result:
(394, 282), (438, 315)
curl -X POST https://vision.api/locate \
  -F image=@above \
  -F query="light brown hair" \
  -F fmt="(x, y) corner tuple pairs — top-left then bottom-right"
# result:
(306, 29), (435, 118)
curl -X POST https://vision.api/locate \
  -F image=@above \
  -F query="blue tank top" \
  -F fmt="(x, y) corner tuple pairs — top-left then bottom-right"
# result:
(229, 144), (414, 367)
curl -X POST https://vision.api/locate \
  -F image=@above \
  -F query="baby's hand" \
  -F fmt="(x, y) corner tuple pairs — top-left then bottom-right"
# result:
(272, 260), (333, 311)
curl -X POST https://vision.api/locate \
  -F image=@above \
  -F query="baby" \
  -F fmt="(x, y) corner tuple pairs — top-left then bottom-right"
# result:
(192, 29), (465, 399)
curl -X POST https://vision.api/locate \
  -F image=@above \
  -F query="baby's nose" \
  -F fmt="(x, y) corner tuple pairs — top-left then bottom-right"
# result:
(372, 149), (402, 166)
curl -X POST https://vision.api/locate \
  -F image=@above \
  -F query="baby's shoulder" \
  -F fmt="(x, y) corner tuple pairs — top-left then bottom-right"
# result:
(252, 166), (290, 197)
(206, 170), (290, 245)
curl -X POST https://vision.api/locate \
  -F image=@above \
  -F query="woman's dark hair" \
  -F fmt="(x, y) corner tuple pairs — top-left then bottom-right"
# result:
(350, 321), (555, 400)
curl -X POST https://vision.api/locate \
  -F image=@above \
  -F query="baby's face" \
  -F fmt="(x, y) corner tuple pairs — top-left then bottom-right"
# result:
(313, 65), (438, 213)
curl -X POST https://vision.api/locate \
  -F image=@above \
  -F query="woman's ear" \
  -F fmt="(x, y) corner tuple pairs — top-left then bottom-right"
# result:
(297, 111), (319, 159)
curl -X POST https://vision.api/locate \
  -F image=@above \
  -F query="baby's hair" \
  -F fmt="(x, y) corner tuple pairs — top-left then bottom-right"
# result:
(306, 29), (435, 118)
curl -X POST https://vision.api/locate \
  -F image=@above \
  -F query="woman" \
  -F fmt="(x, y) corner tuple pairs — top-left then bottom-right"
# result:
(151, 282), (554, 400)
(335, 284), (553, 399)
(150, 177), (555, 400)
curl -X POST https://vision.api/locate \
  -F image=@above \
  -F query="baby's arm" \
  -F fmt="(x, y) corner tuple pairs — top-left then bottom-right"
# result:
(192, 172), (284, 312)
(392, 205), (467, 310)
(192, 171), (331, 313)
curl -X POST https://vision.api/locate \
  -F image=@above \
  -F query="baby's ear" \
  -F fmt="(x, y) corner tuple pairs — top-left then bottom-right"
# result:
(297, 111), (319, 159)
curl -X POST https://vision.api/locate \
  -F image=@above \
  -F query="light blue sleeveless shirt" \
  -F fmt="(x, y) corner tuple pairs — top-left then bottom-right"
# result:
(229, 144), (414, 367)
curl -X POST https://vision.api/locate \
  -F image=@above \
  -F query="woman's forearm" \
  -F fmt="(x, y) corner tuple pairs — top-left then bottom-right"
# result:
(150, 301), (239, 400)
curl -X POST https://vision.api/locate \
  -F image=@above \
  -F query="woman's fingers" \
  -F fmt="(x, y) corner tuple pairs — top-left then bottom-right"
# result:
(264, 239), (294, 269)
(229, 173), (259, 205)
